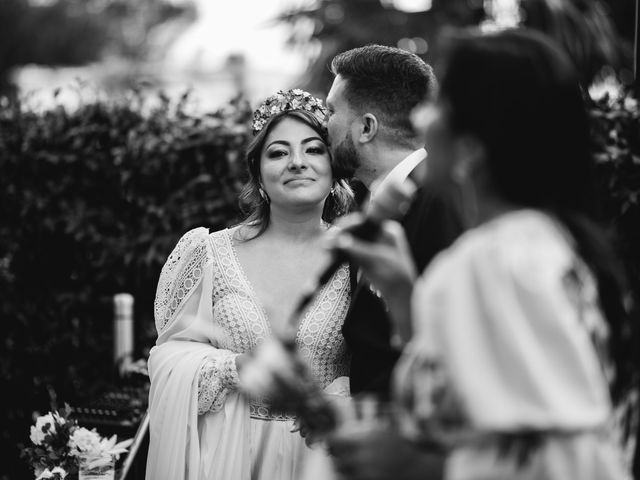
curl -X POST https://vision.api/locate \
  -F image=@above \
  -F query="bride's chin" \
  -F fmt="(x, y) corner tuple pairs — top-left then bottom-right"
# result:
(279, 194), (328, 207)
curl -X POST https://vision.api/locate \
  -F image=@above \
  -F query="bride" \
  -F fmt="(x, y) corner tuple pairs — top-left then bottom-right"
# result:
(146, 89), (353, 480)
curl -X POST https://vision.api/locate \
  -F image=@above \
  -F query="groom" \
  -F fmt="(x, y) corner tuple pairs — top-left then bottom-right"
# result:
(325, 45), (463, 397)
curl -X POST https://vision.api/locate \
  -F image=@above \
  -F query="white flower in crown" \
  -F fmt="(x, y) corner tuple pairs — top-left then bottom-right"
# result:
(254, 119), (266, 131)
(252, 89), (327, 134)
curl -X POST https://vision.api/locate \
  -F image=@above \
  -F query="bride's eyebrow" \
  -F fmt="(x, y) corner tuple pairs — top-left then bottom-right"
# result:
(265, 140), (290, 148)
(266, 137), (323, 148)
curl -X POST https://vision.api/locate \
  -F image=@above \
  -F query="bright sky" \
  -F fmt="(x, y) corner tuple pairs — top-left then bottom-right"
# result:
(165, 0), (308, 74)
(14, 0), (313, 111)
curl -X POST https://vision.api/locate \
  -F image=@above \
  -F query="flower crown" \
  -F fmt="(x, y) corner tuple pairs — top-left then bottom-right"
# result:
(252, 89), (327, 134)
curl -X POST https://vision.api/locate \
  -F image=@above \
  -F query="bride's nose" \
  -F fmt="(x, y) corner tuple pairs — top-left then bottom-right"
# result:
(287, 151), (307, 170)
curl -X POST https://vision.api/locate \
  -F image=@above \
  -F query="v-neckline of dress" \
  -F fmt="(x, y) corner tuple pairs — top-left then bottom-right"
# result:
(223, 227), (315, 340)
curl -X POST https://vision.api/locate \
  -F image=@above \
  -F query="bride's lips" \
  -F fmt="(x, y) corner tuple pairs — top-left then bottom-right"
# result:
(284, 178), (314, 184)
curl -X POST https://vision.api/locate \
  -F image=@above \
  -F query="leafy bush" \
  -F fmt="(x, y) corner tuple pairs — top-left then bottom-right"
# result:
(0, 90), (252, 479)
(589, 85), (640, 476)
(589, 87), (640, 292)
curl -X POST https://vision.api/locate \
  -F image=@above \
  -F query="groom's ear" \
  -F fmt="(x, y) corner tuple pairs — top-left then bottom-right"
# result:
(357, 113), (379, 144)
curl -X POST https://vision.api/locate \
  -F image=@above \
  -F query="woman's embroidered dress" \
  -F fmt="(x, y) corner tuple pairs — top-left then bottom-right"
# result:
(146, 227), (350, 480)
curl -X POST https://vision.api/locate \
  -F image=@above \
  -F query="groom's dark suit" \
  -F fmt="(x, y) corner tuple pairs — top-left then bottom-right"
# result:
(342, 178), (463, 397)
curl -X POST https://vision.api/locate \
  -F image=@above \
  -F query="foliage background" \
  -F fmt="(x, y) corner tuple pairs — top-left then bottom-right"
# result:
(0, 91), (252, 479)
(0, 0), (194, 96)
(278, 0), (635, 95)
(591, 91), (640, 294)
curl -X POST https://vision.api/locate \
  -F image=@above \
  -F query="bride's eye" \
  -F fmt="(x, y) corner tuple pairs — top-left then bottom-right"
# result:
(267, 149), (288, 159)
(306, 146), (326, 154)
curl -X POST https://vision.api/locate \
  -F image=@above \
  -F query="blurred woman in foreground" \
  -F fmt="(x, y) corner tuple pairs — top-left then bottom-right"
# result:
(329, 28), (634, 480)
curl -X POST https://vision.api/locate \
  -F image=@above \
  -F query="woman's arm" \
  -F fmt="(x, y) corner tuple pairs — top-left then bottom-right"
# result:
(153, 227), (242, 415)
(196, 352), (241, 414)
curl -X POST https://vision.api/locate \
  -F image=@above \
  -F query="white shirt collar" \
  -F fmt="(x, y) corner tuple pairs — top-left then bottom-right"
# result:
(370, 148), (426, 201)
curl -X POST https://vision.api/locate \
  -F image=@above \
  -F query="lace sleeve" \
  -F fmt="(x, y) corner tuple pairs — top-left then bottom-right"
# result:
(197, 352), (241, 414)
(154, 227), (210, 335)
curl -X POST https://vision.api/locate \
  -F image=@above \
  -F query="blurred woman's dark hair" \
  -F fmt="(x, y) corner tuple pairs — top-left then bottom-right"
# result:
(238, 109), (353, 239)
(520, 0), (623, 87)
(439, 28), (633, 400)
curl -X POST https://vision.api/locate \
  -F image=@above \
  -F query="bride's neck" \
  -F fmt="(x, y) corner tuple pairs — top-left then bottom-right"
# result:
(264, 209), (327, 243)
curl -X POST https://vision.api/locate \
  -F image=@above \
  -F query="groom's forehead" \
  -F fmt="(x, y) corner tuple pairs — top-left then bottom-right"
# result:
(327, 75), (349, 106)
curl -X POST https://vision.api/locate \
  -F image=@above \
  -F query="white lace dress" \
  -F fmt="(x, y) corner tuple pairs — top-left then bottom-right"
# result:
(146, 227), (351, 480)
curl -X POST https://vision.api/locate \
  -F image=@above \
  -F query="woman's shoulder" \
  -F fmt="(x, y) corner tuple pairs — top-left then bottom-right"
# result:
(155, 227), (215, 334)
(458, 208), (564, 249)
(428, 209), (574, 283)
(176, 226), (210, 244)
(161, 227), (212, 272)
(175, 225), (240, 246)
(162, 226), (234, 273)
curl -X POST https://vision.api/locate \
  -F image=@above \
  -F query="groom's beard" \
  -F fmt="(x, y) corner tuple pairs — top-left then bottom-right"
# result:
(330, 135), (360, 180)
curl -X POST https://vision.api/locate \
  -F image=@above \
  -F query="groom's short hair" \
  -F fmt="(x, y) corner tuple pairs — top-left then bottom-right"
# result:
(330, 44), (437, 139)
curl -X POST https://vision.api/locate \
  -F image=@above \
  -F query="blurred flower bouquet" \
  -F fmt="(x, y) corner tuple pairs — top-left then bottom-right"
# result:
(240, 338), (339, 441)
(21, 405), (133, 480)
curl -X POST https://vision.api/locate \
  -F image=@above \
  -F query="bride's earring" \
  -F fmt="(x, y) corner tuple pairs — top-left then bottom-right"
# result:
(258, 186), (270, 204)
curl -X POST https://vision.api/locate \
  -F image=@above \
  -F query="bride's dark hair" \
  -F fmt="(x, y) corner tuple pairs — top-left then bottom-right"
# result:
(238, 109), (353, 239)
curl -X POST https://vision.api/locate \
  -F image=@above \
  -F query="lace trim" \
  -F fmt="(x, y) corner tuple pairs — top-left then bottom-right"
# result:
(197, 352), (240, 415)
(207, 227), (351, 413)
(209, 229), (271, 352)
(296, 263), (351, 388)
(249, 401), (296, 421)
(154, 228), (210, 334)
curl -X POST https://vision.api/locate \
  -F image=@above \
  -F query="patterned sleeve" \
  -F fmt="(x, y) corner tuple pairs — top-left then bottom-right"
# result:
(196, 355), (240, 414)
(154, 227), (241, 415)
(154, 227), (211, 336)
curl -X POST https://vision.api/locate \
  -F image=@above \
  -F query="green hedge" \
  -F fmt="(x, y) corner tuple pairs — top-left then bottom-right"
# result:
(0, 91), (252, 479)
(590, 89), (640, 293)
(590, 92), (640, 472)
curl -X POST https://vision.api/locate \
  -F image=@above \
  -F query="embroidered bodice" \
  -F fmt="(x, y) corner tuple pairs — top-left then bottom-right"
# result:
(209, 228), (350, 381)
(154, 227), (350, 421)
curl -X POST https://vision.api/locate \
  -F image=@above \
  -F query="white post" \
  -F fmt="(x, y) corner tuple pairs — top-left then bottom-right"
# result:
(114, 293), (134, 376)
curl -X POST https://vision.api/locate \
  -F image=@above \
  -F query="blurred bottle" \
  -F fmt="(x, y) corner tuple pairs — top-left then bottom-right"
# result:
(114, 293), (134, 377)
